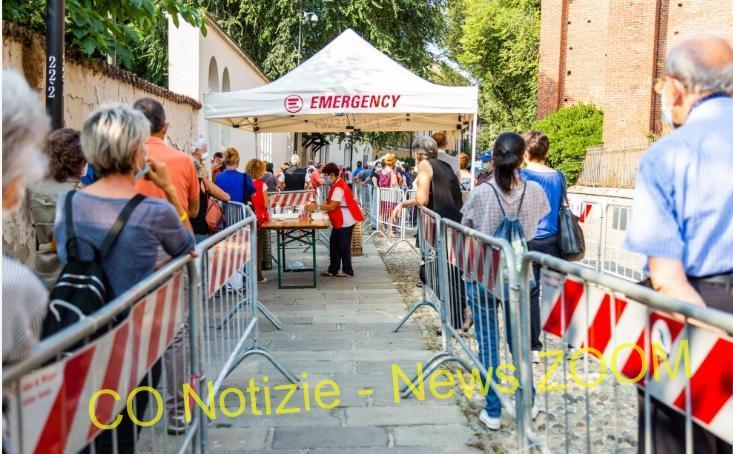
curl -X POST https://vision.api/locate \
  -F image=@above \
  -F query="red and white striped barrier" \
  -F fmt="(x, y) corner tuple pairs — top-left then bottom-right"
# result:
(11, 270), (186, 454)
(206, 226), (251, 297)
(270, 190), (317, 209)
(540, 269), (733, 443)
(444, 226), (503, 295)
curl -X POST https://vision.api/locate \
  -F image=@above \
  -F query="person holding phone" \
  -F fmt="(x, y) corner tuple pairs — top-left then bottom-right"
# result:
(133, 98), (199, 228)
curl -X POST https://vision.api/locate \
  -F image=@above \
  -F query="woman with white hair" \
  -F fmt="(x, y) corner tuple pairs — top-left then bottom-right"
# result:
(2, 69), (51, 365)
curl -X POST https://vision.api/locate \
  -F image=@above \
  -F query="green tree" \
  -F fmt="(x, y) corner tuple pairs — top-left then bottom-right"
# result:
(532, 103), (604, 184)
(199, 0), (447, 80)
(2, 0), (205, 78)
(443, 0), (540, 148)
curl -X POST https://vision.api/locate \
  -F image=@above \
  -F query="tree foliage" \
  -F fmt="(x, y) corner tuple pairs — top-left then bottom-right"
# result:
(2, 0), (205, 77)
(532, 103), (604, 184)
(443, 0), (540, 148)
(198, 0), (447, 81)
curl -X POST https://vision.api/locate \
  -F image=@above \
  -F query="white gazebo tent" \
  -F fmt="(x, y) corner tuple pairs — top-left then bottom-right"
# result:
(204, 28), (479, 175)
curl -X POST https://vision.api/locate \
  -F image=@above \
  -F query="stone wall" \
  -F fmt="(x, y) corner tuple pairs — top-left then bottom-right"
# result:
(2, 23), (201, 266)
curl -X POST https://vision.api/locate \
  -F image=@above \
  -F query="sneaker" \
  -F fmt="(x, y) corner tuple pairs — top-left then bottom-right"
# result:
(257, 277), (268, 283)
(479, 409), (501, 430)
(531, 350), (541, 364)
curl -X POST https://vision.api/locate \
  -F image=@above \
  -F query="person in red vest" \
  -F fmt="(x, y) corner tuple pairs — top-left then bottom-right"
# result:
(306, 162), (364, 277)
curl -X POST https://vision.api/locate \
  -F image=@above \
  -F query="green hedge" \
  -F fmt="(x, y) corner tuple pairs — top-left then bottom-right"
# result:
(532, 103), (603, 184)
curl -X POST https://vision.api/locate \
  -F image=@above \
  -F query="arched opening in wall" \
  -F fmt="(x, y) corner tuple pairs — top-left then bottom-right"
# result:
(221, 68), (231, 148)
(207, 57), (220, 154)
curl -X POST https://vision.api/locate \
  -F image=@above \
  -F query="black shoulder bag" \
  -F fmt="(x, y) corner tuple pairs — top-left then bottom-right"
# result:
(557, 174), (585, 261)
(42, 191), (146, 345)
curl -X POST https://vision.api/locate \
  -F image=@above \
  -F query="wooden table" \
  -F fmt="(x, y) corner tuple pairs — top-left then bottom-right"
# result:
(262, 217), (331, 289)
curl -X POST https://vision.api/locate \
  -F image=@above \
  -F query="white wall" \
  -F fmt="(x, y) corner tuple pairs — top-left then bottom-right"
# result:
(168, 17), (291, 170)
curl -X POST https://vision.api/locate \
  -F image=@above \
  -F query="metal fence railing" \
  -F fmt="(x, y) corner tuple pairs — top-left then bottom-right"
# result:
(3, 256), (202, 453)
(391, 205), (733, 453)
(2, 209), (298, 453)
(567, 195), (645, 282)
(520, 252), (733, 453)
(577, 143), (654, 189)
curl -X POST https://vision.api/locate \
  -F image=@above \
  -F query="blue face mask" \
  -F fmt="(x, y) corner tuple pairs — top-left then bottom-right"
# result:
(134, 162), (149, 180)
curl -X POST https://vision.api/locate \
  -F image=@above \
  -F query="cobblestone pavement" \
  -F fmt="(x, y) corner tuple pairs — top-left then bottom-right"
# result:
(376, 237), (640, 454)
(205, 236), (482, 453)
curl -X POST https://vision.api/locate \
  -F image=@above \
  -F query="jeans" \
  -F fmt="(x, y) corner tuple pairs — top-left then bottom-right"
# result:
(329, 225), (354, 276)
(194, 233), (209, 244)
(467, 282), (534, 418)
(527, 233), (561, 351)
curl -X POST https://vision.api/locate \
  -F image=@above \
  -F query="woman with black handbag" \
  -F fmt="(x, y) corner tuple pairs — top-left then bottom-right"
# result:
(520, 131), (572, 364)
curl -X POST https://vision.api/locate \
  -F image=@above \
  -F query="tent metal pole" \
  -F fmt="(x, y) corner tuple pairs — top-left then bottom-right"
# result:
(470, 114), (478, 189)
(254, 131), (259, 159)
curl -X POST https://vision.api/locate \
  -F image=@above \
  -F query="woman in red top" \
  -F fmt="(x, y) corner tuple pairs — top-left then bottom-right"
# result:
(306, 163), (364, 277)
(245, 158), (270, 282)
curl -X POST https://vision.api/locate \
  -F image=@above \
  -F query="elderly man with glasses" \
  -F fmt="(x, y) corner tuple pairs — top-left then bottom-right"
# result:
(624, 34), (733, 453)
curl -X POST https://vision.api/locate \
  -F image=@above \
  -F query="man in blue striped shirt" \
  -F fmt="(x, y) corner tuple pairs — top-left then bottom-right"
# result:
(624, 34), (733, 453)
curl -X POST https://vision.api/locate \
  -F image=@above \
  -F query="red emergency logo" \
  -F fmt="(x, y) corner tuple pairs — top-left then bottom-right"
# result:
(284, 95), (304, 113)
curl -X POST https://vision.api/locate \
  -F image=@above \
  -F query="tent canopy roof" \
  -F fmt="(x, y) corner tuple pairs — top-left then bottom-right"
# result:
(204, 29), (478, 133)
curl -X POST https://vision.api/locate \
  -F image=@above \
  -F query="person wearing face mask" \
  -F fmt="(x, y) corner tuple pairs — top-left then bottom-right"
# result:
(307, 163), (364, 277)
(54, 104), (195, 450)
(624, 34), (733, 453)
(28, 128), (87, 289)
(133, 97), (199, 226)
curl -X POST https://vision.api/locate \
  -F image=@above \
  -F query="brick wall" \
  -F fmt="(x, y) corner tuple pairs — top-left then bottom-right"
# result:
(537, 0), (733, 148)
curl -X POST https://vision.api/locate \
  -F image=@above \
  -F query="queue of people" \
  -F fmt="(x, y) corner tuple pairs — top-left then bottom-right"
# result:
(1, 31), (731, 454)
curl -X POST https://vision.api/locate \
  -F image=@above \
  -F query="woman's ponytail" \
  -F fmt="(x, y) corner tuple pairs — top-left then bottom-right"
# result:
(492, 132), (525, 192)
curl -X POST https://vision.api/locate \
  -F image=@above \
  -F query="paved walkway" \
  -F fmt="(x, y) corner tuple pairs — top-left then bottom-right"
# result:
(207, 239), (480, 453)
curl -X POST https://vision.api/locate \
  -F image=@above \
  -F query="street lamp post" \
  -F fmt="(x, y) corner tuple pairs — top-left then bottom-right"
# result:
(297, 0), (318, 65)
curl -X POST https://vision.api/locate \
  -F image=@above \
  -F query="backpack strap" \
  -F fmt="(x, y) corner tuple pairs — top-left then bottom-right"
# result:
(516, 181), (528, 216)
(64, 190), (79, 260)
(98, 194), (146, 258)
(487, 183), (506, 217)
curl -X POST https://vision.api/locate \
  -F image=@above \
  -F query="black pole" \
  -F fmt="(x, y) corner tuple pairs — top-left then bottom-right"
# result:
(45, 0), (65, 130)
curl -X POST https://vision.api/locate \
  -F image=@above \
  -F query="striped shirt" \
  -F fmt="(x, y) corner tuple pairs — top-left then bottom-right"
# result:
(624, 96), (733, 277)
(2, 255), (48, 364)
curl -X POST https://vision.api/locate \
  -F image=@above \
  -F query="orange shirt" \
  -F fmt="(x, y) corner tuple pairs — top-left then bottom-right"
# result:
(134, 136), (198, 210)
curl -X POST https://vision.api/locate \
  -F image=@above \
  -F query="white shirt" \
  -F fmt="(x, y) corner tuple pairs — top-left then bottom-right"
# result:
(330, 187), (356, 228)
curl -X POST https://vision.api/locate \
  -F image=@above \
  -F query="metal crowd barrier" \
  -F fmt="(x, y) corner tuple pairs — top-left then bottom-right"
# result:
(392, 206), (444, 331)
(567, 195), (645, 282)
(3, 256), (203, 453)
(382, 188), (419, 256)
(520, 252), (733, 453)
(392, 208), (536, 451)
(196, 212), (298, 448)
(222, 202), (282, 329)
(363, 187), (405, 248)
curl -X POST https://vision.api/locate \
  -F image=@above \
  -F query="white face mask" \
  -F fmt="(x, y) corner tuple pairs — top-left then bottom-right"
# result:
(661, 90), (675, 127)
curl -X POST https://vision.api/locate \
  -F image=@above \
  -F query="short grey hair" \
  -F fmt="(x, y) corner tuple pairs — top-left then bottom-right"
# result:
(81, 103), (150, 177)
(290, 153), (301, 166)
(666, 34), (733, 94)
(2, 69), (49, 191)
(411, 136), (439, 160)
